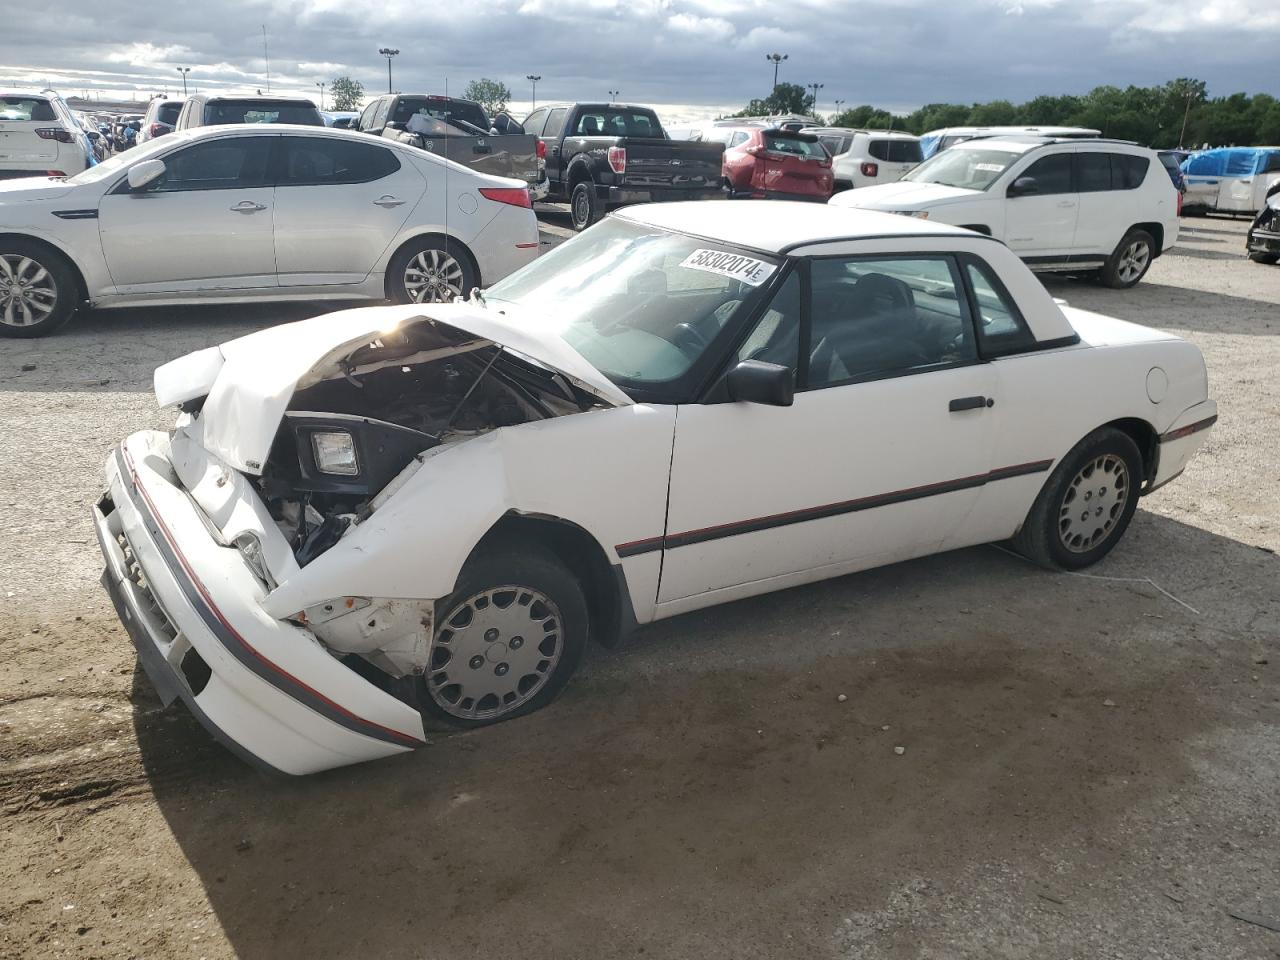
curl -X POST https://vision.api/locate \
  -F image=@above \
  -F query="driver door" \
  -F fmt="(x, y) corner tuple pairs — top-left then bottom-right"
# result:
(657, 256), (997, 607)
(1004, 151), (1079, 257)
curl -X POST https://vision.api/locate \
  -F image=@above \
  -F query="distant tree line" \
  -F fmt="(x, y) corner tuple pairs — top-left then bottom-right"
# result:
(730, 78), (1280, 149)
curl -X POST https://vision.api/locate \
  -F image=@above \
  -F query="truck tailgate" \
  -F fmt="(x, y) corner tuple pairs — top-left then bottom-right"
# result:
(620, 138), (724, 190)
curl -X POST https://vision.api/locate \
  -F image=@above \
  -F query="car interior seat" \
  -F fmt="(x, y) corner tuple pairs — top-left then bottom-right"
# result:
(819, 272), (927, 378)
(30, 102), (57, 122)
(582, 116), (600, 135)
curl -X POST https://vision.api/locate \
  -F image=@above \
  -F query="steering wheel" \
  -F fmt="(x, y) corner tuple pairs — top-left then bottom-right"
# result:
(671, 322), (710, 354)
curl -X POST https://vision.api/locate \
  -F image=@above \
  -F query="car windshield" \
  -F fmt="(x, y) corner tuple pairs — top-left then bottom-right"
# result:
(485, 218), (779, 387)
(902, 147), (1020, 190)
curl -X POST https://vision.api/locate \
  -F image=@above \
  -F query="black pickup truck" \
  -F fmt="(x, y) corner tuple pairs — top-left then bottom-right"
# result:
(525, 102), (725, 230)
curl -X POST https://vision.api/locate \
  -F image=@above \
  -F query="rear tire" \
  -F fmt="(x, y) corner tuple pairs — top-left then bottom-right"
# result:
(1248, 251), (1279, 265)
(1012, 427), (1143, 570)
(570, 180), (599, 232)
(0, 240), (78, 338)
(417, 542), (588, 730)
(387, 236), (476, 304)
(1099, 229), (1155, 289)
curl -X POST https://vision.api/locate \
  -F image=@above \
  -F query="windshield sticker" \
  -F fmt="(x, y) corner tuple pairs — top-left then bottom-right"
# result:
(679, 249), (776, 286)
(973, 163), (1007, 173)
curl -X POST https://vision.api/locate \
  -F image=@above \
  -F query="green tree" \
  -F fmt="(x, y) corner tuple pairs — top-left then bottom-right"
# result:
(329, 76), (364, 112)
(463, 78), (512, 117)
(967, 99), (1017, 126)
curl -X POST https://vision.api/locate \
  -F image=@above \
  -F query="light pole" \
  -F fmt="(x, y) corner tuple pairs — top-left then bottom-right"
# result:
(379, 48), (399, 94)
(176, 67), (190, 96)
(1178, 90), (1194, 149)
(316, 81), (325, 111)
(526, 74), (541, 110)
(608, 89), (619, 102)
(807, 82), (824, 115)
(766, 53), (788, 89)
(833, 98), (844, 116)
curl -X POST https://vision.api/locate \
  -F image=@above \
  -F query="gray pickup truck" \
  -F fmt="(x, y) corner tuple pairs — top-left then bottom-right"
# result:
(356, 94), (542, 196)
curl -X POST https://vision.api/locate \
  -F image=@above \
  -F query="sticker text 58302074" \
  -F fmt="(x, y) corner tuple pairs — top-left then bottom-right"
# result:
(679, 249), (776, 287)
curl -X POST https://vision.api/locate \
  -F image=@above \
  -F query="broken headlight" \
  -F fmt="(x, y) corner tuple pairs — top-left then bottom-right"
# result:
(311, 430), (360, 477)
(233, 531), (278, 591)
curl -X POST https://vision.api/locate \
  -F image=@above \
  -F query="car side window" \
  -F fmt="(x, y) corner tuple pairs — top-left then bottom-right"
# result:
(962, 258), (1037, 355)
(151, 137), (272, 192)
(1020, 153), (1073, 194)
(357, 100), (379, 130)
(736, 271), (800, 371)
(279, 137), (400, 186)
(805, 257), (976, 389)
(1111, 154), (1150, 189)
(371, 98), (390, 129)
(730, 131), (750, 148)
(1076, 153), (1112, 192)
(543, 108), (568, 139)
(523, 108), (548, 135)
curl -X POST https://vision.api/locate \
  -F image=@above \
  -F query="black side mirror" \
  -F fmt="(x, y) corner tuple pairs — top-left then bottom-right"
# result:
(725, 360), (794, 406)
(1008, 176), (1039, 197)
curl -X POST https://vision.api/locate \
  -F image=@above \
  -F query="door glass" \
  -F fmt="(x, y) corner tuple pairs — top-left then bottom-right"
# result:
(523, 108), (548, 135)
(963, 259), (1037, 355)
(543, 108), (567, 139)
(1076, 153), (1112, 192)
(1111, 154), (1150, 189)
(151, 137), (272, 192)
(1020, 153), (1073, 194)
(806, 257), (976, 388)
(280, 137), (400, 186)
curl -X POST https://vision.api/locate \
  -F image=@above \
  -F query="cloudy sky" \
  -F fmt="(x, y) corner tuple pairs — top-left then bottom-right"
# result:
(2, 0), (1277, 122)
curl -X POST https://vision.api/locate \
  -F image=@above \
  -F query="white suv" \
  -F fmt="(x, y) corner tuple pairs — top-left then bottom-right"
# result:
(831, 137), (1178, 288)
(806, 128), (922, 191)
(0, 90), (94, 179)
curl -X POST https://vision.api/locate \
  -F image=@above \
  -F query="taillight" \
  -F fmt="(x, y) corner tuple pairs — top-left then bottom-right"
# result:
(607, 146), (626, 174)
(860, 162), (879, 177)
(745, 145), (765, 158)
(148, 123), (168, 138)
(536, 139), (546, 160)
(35, 127), (74, 143)
(45, 170), (67, 177)
(1176, 191), (1183, 215)
(478, 186), (532, 209)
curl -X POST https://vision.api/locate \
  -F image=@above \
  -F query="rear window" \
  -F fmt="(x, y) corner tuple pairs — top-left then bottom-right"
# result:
(0, 96), (56, 121)
(572, 109), (663, 138)
(1113, 154), (1150, 189)
(868, 139), (923, 164)
(391, 97), (489, 132)
(207, 100), (322, 125)
(763, 134), (827, 159)
(157, 103), (182, 125)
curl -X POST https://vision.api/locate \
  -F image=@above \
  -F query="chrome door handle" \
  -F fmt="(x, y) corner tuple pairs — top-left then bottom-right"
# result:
(230, 201), (267, 213)
(1056, 200), (1076, 208)
(373, 195), (405, 208)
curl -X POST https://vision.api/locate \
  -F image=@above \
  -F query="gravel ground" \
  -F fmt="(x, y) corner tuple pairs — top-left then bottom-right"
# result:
(0, 213), (1277, 960)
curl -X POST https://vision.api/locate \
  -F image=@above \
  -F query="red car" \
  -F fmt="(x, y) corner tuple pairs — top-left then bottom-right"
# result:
(717, 126), (834, 201)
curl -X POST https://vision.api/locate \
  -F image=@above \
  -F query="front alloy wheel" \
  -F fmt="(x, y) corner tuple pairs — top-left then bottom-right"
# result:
(1, 254), (58, 329)
(1100, 229), (1155, 289)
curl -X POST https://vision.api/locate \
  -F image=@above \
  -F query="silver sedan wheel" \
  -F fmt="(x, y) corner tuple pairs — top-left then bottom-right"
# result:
(0, 254), (58, 328)
(1116, 239), (1151, 284)
(426, 586), (564, 721)
(1058, 453), (1130, 553)
(403, 248), (465, 303)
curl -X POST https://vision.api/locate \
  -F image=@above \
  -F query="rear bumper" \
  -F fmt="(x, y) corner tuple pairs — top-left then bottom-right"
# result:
(95, 431), (426, 775)
(1247, 228), (1280, 255)
(1148, 400), (1217, 493)
(601, 184), (725, 205)
(729, 187), (829, 202)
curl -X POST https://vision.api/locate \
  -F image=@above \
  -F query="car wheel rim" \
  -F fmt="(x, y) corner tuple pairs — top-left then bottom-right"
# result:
(1058, 453), (1130, 553)
(427, 586), (564, 721)
(1117, 240), (1150, 283)
(403, 248), (465, 303)
(0, 254), (57, 327)
(573, 191), (589, 225)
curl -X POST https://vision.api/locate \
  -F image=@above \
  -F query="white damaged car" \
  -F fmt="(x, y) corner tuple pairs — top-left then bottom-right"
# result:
(96, 202), (1216, 774)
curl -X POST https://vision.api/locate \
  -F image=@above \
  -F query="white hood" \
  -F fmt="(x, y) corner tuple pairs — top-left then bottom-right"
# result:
(0, 178), (77, 204)
(830, 181), (979, 210)
(154, 302), (634, 475)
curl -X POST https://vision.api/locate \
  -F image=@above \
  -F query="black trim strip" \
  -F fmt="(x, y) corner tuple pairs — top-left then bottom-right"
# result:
(616, 458), (1054, 558)
(112, 448), (425, 749)
(1023, 254), (1106, 265)
(1159, 414), (1217, 443)
(52, 209), (98, 220)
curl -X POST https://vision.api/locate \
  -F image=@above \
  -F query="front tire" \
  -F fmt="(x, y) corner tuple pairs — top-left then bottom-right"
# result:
(1099, 229), (1155, 289)
(1013, 427), (1143, 570)
(0, 240), (78, 338)
(417, 543), (588, 729)
(387, 237), (476, 304)
(570, 180), (599, 232)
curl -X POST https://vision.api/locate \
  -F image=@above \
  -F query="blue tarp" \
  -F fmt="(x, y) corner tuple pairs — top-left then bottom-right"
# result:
(1182, 147), (1280, 178)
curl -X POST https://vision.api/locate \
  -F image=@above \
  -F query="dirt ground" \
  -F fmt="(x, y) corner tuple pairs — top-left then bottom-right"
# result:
(0, 213), (1277, 960)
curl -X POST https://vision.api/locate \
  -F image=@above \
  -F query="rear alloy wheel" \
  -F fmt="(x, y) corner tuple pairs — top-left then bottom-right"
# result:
(570, 180), (599, 232)
(1013, 427), (1143, 570)
(418, 543), (587, 729)
(388, 238), (476, 305)
(0, 243), (77, 338)
(1100, 229), (1154, 289)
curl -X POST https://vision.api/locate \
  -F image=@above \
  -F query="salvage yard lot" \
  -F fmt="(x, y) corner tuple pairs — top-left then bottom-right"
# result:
(1, 214), (1277, 958)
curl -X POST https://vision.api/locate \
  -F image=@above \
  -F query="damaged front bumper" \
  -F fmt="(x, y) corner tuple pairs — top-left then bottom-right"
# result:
(95, 431), (427, 775)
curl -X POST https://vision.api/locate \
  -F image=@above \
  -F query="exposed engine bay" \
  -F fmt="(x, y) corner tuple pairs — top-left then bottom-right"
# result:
(252, 321), (598, 568)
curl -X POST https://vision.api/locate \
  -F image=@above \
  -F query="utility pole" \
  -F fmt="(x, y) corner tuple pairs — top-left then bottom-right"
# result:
(379, 48), (400, 94)
(262, 25), (271, 92)
(526, 74), (541, 110)
(1178, 90), (1194, 149)
(316, 81), (325, 110)
(176, 67), (190, 96)
(766, 53), (788, 89)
